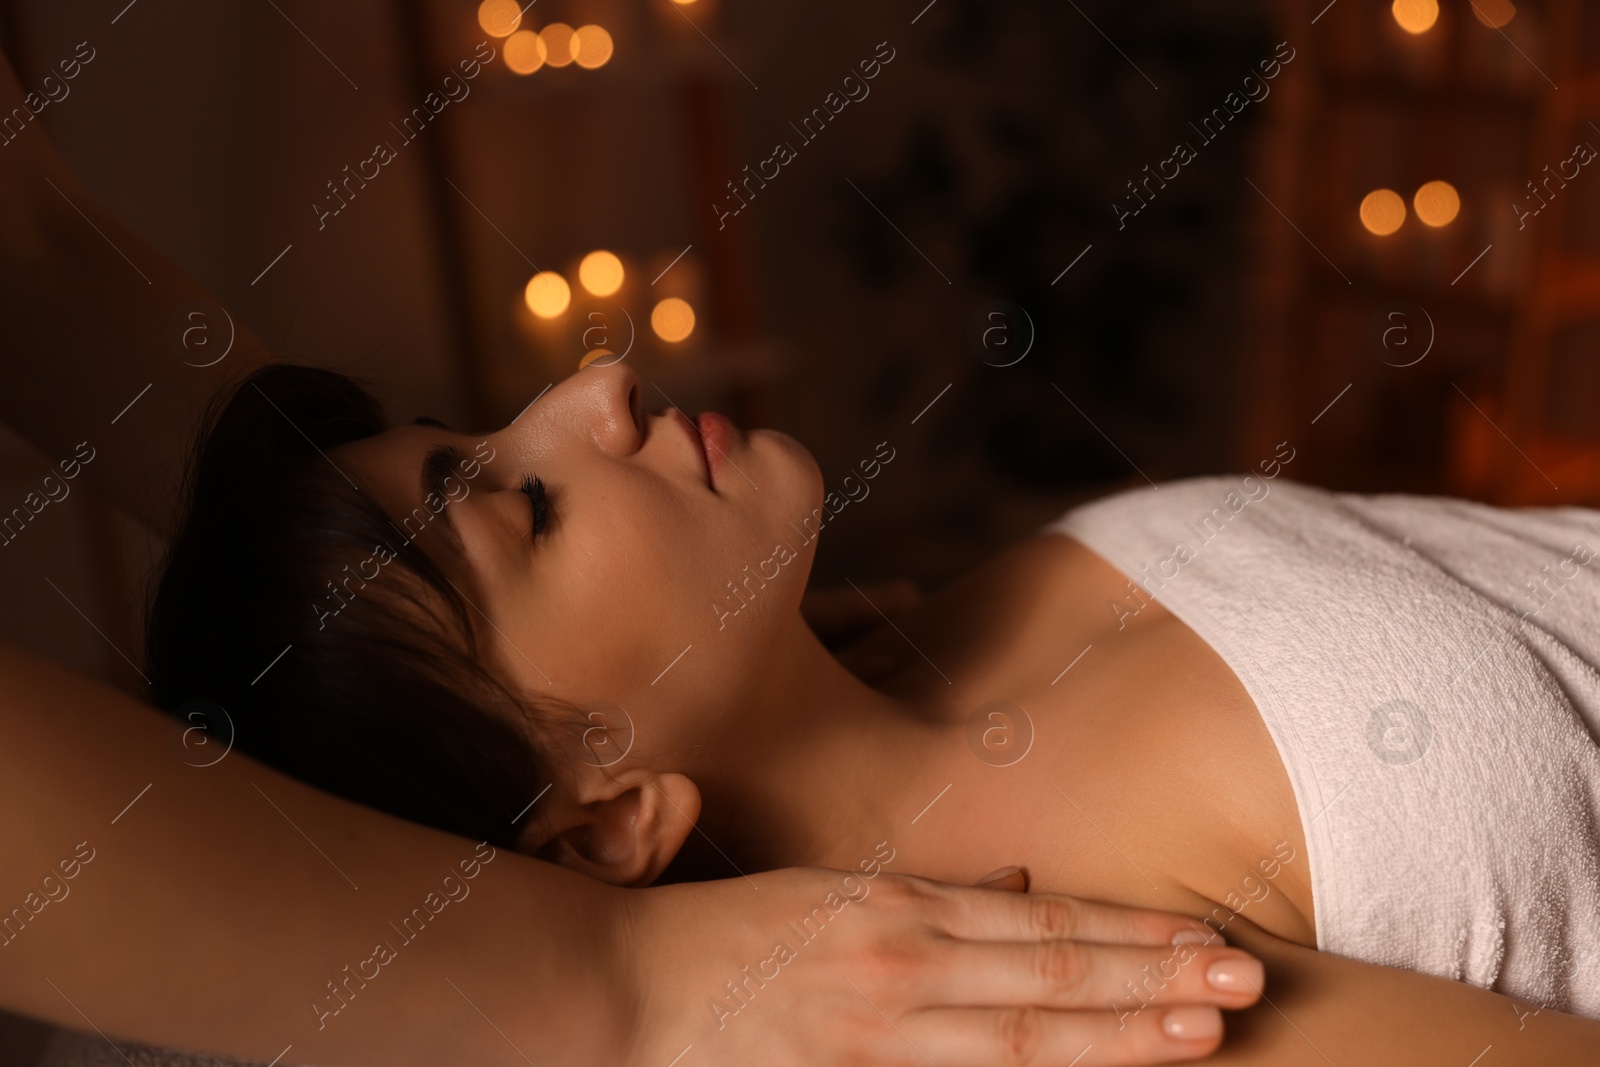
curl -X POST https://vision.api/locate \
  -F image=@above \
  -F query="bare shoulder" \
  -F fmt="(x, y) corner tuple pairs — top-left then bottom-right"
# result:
(839, 531), (1318, 945)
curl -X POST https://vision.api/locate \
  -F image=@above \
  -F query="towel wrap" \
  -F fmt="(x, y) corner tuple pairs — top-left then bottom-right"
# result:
(1046, 475), (1600, 1017)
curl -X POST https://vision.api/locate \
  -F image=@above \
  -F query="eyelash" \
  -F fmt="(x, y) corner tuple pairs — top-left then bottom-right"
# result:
(519, 474), (550, 540)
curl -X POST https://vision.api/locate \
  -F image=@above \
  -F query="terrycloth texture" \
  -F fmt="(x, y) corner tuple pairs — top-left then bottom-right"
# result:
(1045, 475), (1600, 1017)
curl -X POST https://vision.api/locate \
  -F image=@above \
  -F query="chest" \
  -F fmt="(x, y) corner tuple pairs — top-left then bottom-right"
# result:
(865, 532), (1317, 945)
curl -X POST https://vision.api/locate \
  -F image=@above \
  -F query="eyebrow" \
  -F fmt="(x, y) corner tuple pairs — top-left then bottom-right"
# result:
(423, 443), (462, 501)
(419, 443), (468, 558)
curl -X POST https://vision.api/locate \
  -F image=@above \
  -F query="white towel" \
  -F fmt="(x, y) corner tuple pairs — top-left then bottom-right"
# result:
(1048, 475), (1600, 1017)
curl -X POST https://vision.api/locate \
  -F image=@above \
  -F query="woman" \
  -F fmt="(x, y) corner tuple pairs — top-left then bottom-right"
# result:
(0, 45), (1269, 1067)
(126, 354), (1600, 1064)
(2, 36), (1591, 1067)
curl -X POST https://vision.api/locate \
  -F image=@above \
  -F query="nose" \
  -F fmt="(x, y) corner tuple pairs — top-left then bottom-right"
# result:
(574, 359), (643, 455)
(495, 358), (641, 461)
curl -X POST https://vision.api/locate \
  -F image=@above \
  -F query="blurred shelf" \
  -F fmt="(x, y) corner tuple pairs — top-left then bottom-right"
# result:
(1320, 74), (1544, 114)
(1242, 0), (1600, 504)
(1522, 255), (1600, 322)
(1449, 389), (1600, 506)
(1304, 272), (1516, 305)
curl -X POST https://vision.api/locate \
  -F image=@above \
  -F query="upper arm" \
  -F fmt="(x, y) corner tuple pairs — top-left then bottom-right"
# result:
(1210, 919), (1597, 1065)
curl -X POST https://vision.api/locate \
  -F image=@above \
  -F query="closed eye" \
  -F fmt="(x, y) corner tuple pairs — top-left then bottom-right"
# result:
(520, 474), (550, 540)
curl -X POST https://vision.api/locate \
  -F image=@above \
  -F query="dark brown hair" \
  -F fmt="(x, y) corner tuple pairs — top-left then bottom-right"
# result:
(145, 364), (548, 848)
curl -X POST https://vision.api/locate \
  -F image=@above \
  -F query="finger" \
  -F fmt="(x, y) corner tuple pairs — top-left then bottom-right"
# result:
(906, 1004), (1226, 1067)
(974, 865), (1029, 893)
(929, 938), (1263, 1011)
(921, 879), (1224, 947)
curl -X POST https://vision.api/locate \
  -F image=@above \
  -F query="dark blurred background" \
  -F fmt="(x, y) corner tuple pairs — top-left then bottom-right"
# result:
(0, 0), (1593, 716)
(1, 0), (1597, 729)
(1, 0), (1598, 1056)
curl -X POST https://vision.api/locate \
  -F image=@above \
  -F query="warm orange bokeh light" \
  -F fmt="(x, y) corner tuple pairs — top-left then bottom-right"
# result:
(1472, 0), (1516, 28)
(505, 30), (547, 75)
(1392, 0), (1440, 34)
(477, 0), (522, 38)
(1413, 181), (1461, 227)
(651, 298), (696, 343)
(1360, 189), (1408, 235)
(525, 272), (572, 318)
(541, 23), (577, 68)
(578, 251), (625, 297)
(572, 25), (615, 70)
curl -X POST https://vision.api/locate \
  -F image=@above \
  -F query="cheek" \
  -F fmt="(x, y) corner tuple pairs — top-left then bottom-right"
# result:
(516, 437), (822, 707)
(528, 480), (706, 684)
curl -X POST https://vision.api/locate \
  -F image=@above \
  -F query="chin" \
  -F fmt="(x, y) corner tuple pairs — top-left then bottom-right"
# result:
(752, 427), (823, 494)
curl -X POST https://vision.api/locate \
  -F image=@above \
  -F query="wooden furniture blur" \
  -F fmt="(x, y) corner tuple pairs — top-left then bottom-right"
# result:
(1477, 0), (1600, 504)
(1243, 0), (1600, 506)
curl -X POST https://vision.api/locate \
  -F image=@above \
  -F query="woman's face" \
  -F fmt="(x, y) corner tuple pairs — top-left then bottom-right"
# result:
(330, 360), (823, 775)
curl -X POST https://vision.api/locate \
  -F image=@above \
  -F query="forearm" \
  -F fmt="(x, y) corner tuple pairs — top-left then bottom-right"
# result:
(1214, 918), (1599, 1064)
(0, 640), (624, 1066)
(0, 115), (271, 538)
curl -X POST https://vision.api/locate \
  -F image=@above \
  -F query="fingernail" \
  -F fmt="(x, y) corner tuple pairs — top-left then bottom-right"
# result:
(1162, 1005), (1222, 1041)
(976, 865), (1020, 886)
(1206, 956), (1264, 993)
(1171, 927), (1223, 946)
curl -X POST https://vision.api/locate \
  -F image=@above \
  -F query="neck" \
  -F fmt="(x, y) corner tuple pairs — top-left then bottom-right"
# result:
(678, 612), (951, 878)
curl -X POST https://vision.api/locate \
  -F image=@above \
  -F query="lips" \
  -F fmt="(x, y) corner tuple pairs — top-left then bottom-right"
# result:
(663, 407), (721, 488)
(695, 411), (734, 488)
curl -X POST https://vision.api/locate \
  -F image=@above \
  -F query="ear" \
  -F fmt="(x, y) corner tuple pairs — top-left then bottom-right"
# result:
(523, 772), (700, 887)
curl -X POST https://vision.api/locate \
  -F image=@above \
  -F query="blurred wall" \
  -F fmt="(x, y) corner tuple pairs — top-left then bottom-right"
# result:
(0, 0), (1279, 689)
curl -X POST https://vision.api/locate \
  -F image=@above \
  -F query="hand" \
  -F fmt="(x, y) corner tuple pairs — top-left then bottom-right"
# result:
(618, 867), (1262, 1067)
